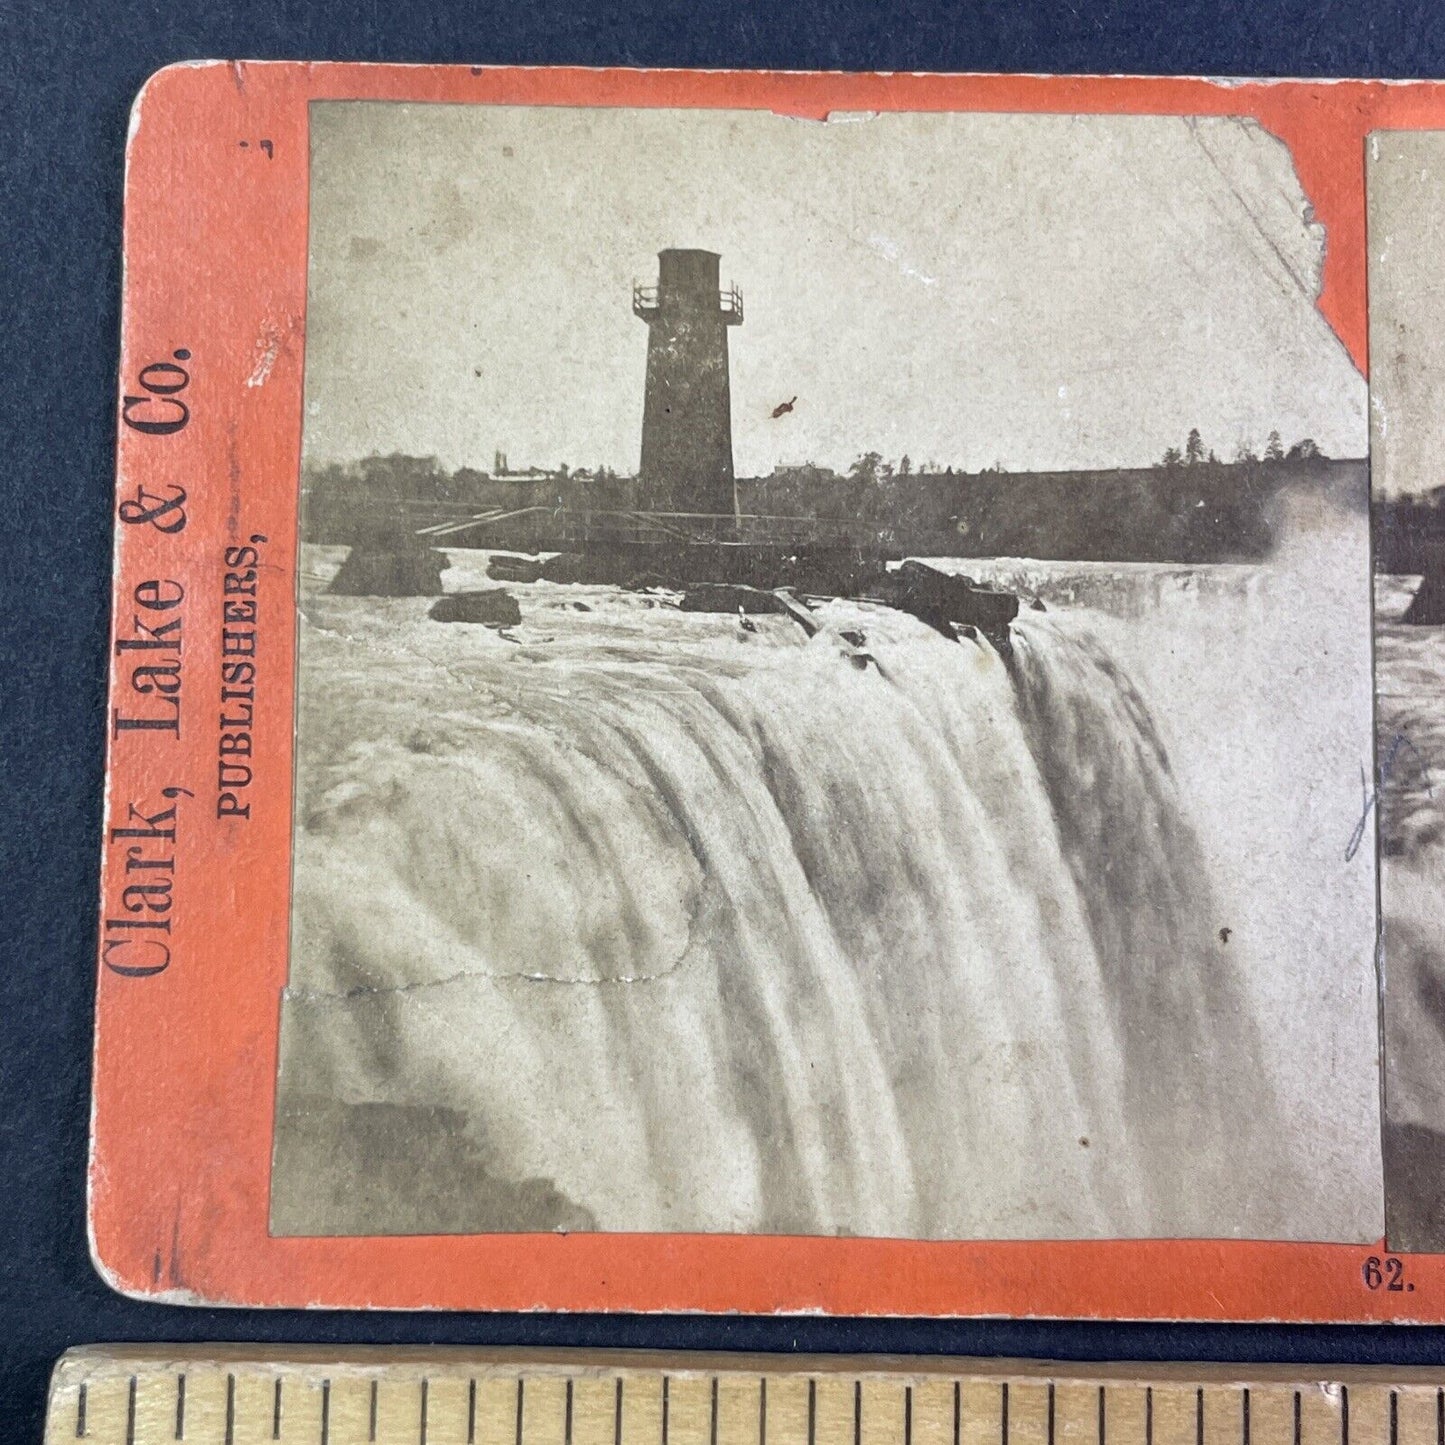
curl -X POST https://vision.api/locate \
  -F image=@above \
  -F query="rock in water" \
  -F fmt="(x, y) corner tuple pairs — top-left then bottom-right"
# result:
(486, 554), (547, 584)
(887, 559), (1020, 641)
(678, 583), (794, 615)
(429, 590), (523, 627)
(329, 544), (448, 597)
(679, 584), (820, 637)
(1404, 570), (1445, 625)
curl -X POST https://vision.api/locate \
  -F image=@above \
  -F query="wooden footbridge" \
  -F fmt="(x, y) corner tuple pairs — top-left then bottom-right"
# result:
(326, 500), (1019, 650)
(407, 505), (907, 554)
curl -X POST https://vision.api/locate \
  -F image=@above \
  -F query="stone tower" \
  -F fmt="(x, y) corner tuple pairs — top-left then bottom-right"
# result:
(633, 249), (743, 519)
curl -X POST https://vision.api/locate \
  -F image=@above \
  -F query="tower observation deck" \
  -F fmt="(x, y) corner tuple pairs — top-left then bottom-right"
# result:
(633, 249), (743, 520)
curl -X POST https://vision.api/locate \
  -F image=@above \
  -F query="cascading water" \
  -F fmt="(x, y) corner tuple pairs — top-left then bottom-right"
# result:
(1376, 573), (1445, 1248)
(271, 545), (1375, 1241)
(1009, 616), (1285, 1227)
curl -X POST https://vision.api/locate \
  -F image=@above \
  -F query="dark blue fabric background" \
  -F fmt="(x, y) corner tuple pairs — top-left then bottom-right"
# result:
(5, 0), (1445, 1439)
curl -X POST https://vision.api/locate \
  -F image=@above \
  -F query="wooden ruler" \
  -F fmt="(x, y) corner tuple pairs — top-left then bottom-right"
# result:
(42, 1350), (1445, 1445)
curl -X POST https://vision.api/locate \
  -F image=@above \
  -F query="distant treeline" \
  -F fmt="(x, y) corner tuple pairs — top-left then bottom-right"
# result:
(303, 455), (638, 541)
(305, 448), (1364, 564)
(1156, 427), (1324, 468)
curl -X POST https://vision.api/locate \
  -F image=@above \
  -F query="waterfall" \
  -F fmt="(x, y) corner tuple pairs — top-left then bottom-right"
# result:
(274, 571), (1314, 1240)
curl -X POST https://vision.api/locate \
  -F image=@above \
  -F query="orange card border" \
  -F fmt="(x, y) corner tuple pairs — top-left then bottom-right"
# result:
(92, 59), (1445, 1317)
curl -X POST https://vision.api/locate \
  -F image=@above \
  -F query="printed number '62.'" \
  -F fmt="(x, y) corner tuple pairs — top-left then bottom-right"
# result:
(1362, 1255), (1413, 1292)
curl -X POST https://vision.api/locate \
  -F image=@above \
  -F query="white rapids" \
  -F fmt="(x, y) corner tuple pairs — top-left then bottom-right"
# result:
(272, 542), (1382, 1242)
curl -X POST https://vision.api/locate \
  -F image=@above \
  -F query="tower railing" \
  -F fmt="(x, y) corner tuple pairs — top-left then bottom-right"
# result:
(631, 283), (744, 322)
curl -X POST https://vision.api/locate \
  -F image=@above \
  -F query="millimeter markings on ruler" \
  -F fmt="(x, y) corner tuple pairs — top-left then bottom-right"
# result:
(43, 1349), (1445, 1445)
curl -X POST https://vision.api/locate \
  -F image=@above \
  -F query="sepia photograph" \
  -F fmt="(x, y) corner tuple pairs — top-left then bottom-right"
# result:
(1368, 130), (1445, 1253)
(271, 101), (1382, 1242)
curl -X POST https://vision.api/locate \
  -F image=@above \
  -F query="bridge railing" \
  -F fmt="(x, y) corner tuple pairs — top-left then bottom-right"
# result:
(553, 510), (869, 549)
(305, 500), (908, 552)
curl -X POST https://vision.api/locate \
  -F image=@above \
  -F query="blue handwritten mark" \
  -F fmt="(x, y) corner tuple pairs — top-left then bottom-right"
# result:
(1346, 731), (1432, 862)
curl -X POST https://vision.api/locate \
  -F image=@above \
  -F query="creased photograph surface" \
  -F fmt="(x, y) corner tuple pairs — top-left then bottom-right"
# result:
(271, 102), (1382, 1242)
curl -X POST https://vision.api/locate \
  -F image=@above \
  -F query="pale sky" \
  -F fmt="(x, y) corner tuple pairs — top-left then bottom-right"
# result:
(1369, 130), (1445, 500)
(302, 102), (1367, 476)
